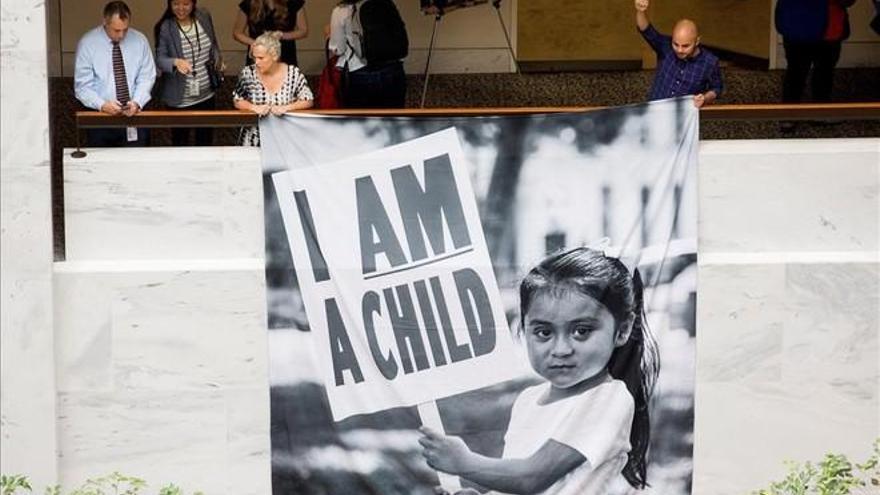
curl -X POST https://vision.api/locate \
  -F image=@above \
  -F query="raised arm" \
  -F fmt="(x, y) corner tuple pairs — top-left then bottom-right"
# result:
(635, 0), (650, 31)
(419, 428), (586, 495)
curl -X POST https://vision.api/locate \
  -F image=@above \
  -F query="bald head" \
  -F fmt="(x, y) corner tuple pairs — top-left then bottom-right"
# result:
(671, 19), (700, 60)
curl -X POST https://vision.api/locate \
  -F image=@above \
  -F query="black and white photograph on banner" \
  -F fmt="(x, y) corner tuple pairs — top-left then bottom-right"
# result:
(259, 97), (699, 495)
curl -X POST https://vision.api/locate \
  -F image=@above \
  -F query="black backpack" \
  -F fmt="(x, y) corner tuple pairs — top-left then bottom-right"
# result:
(357, 0), (408, 66)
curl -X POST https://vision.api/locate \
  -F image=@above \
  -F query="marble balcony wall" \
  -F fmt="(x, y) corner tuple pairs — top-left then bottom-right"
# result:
(46, 138), (880, 494)
(55, 147), (269, 494)
(695, 139), (879, 493)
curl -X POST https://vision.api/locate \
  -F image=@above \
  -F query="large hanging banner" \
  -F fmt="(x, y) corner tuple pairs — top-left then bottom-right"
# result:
(260, 98), (699, 495)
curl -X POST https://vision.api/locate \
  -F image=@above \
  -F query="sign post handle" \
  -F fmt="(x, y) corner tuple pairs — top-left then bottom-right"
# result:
(418, 401), (462, 492)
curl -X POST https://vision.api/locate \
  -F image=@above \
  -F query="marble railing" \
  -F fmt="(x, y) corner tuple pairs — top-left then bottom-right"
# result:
(51, 139), (879, 494)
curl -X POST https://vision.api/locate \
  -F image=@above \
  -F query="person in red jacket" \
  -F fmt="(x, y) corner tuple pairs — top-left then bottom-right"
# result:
(775, 0), (857, 104)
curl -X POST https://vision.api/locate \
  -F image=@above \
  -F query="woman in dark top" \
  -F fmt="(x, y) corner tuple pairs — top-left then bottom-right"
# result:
(154, 0), (223, 145)
(233, 0), (308, 66)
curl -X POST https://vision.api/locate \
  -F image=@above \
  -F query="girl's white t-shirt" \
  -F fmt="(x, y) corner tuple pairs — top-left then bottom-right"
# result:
(500, 377), (634, 495)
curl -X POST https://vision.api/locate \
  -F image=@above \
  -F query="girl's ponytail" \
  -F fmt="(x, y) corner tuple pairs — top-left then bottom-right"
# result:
(608, 267), (659, 489)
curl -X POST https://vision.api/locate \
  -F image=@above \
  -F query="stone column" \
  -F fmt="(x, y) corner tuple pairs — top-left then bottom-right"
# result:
(0, 0), (58, 488)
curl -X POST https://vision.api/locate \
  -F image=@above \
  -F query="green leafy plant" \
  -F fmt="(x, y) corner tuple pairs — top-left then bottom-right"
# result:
(754, 439), (880, 495)
(1, 475), (32, 495)
(156, 484), (203, 495)
(0, 474), (201, 495)
(68, 472), (146, 495)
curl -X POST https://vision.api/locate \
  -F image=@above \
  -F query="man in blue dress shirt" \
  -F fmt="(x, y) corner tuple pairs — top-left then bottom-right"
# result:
(634, 0), (722, 108)
(74, 1), (156, 146)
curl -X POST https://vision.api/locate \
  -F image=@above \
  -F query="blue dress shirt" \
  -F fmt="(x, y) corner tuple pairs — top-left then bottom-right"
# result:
(74, 26), (156, 110)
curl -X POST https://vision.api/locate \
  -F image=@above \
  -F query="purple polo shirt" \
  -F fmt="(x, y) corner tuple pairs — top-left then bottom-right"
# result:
(640, 24), (723, 101)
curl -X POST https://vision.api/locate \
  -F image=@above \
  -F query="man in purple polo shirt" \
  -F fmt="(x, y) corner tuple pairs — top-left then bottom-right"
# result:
(635, 0), (722, 108)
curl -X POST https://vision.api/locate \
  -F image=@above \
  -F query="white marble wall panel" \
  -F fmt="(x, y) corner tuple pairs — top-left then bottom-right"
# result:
(64, 147), (263, 261)
(695, 138), (879, 494)
(1, 166), (54, 275)
(53, 263), (271, 494)
(224, 387), (273, 495)
(694, 262), (879, 495)
(0, 1), (52, 166)
(0, 0), (57, 486)
(700, 139), (880, 254)
(56, 389), (227, 492)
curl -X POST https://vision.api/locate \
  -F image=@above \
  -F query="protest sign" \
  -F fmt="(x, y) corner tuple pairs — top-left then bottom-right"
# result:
(272, 128), (520, 421)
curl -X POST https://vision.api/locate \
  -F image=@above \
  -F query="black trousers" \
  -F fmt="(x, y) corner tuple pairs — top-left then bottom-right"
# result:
(344, 61), (406, 109)
(171, 96), (216, 146)
(86, 127), (150, 147)
(782, 40), (842, 103)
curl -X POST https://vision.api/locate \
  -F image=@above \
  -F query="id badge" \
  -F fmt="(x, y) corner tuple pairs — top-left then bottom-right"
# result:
(126, 126), (138, 142)
(185, 77), (199, 97)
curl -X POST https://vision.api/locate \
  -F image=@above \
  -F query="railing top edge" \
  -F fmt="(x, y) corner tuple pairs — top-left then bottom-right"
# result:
(74, 102), (880, 127)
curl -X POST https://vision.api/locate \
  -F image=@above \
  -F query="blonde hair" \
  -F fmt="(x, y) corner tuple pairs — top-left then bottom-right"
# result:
(252, 32), (281, 60)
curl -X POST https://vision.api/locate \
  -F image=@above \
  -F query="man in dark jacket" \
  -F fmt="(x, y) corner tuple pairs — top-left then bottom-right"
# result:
(775, 0), (857, 104)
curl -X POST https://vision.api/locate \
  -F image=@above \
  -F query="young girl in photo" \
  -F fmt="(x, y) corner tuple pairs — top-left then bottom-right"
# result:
(420, 247), (659, 495)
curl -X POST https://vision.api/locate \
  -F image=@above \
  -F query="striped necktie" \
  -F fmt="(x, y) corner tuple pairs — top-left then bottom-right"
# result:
(111, 41), (131, 105)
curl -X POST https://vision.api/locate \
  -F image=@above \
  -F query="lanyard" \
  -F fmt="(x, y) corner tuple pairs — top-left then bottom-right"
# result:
(177, 19), (202, 77)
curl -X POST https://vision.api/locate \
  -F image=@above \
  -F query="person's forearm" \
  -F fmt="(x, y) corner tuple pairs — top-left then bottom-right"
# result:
(274, 100), (314, 113)
(282, 26), (308, 40)
(449, 453), (555, 495)
(156, 55), (176, 74)
(233, 31), (254, 46)
(234, 99), (253, 111)
(636, 11), (649, 31)
(132, 89), (151, 109)
(132, 61), (156, 108)
(284, 10), (309, 41)
(233, 12), (254, 47)
(703, 90), (718, 105)
(289, 100), (313, 111)
(74, 78), (103, 110)
(156, 26), (176, 73)
(74, 50), (104, 110)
